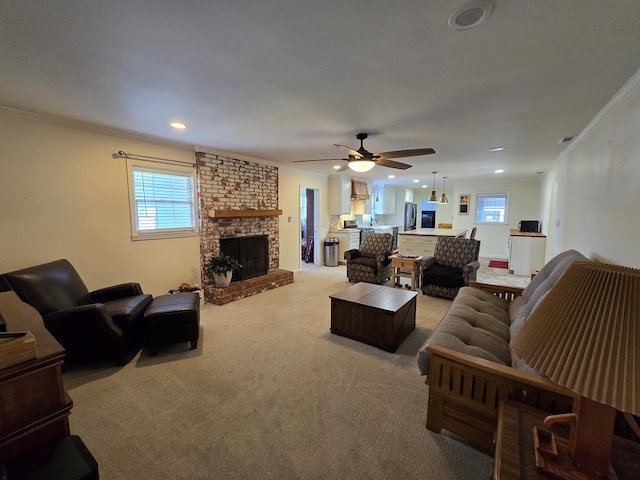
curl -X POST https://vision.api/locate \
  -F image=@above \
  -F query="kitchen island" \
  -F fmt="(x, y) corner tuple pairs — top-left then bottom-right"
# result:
(398, 228), (467, 257)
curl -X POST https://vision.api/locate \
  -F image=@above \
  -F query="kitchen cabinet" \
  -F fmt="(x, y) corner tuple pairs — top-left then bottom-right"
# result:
(398, 229), (468, 256)
(330, 230), (360, 264)
(328, 175), (351, 214)
(404, 188), (414, 203)
(509, 230), (546, 276)
(398, 235), (438, 256)
(373, 185), (396, 214)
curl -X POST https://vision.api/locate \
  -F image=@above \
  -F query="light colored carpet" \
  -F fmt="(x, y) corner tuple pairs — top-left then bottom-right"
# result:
(64, 265), (494, 480)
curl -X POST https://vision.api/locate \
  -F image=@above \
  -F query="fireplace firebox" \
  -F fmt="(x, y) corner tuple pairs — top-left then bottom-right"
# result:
(220, 235), (268, 282)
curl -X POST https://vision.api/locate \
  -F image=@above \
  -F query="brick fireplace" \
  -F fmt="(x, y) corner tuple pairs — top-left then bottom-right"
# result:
(197, 152), (293, 305)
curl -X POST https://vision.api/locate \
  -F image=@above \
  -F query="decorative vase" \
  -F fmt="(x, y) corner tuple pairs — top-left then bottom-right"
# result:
(213, 271), (233, 288)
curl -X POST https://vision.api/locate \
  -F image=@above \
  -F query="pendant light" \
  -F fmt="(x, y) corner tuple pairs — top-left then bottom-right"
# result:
(427, 171), (438, 203)
(439, 176), (449, 204)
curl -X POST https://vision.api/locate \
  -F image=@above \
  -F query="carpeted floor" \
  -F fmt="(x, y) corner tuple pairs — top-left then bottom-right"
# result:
(63, 265), (496, 479)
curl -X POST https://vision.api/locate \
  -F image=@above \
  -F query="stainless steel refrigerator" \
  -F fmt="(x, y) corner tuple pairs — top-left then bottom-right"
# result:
(404, 202), (417, 231)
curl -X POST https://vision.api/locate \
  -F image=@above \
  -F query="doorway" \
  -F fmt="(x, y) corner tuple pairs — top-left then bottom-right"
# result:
(300, 187), (319, 267)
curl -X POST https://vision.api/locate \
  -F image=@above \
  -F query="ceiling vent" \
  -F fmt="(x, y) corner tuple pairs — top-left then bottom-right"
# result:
(558, 136), (576, 144)
(448, 1), (494, 31)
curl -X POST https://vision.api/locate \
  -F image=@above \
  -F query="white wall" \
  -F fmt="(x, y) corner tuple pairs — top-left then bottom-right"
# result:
(278, 167), (329, 270)
(453, 179), (541, 260)
(539, 69), (640, 267)
(0, 113), (200, 296)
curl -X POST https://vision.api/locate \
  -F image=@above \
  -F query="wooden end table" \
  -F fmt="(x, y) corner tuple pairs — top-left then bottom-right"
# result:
(494, 401), (640, 480)
(329, 282), (418, 352)
(389, 255), (427, 291)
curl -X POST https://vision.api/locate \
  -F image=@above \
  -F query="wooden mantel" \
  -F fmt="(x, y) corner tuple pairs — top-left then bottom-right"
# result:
(208, 209), (283, 218)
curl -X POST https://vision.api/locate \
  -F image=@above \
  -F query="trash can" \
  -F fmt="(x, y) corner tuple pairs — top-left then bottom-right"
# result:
(324, 237), (339, 267)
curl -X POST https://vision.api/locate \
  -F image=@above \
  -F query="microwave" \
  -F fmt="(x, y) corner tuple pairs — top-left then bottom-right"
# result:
(519, 220), (541, 233)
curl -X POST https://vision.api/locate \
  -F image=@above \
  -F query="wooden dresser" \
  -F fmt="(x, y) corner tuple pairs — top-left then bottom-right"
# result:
(0, 325), (73, 463)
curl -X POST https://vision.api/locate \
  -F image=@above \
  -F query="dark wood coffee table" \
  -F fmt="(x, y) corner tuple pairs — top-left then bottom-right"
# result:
(329, 282), (418, 352)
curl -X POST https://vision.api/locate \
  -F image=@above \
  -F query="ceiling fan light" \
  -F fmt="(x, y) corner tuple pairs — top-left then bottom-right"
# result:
(348, 160), (375, 173)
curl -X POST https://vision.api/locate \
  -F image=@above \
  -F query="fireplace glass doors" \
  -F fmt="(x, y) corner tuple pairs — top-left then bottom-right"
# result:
(220, 235), (268, 282)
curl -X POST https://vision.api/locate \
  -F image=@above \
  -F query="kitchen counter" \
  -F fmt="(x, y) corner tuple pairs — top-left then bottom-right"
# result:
(397, 228), (468, 257)
(509, 229), (546, 238)
(399, 228), (467, 238)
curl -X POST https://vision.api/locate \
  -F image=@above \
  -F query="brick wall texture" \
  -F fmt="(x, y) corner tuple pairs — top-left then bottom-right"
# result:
(196, 152), (280, 287)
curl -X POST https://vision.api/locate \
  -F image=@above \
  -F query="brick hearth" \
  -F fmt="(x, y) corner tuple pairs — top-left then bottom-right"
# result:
(205, 269), (294, 305)
(197, 151), (293, 305)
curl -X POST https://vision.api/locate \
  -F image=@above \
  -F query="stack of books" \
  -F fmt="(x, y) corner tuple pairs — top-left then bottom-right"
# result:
(0, 331), (37, 369)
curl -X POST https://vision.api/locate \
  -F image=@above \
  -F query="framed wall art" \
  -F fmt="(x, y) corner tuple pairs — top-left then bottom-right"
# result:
(458, 194), (470, 215)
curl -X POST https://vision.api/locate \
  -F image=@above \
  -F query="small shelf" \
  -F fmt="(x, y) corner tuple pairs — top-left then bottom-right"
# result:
(208, 209), (283, 218)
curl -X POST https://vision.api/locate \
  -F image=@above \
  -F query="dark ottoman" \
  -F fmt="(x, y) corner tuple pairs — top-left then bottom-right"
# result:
(145, 292), (200, 356)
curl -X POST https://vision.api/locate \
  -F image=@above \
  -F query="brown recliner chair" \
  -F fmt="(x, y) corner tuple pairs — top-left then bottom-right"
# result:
(2, 259), (152, 365)
(422, 237), (481, 299)
(344, 231), (394, 285)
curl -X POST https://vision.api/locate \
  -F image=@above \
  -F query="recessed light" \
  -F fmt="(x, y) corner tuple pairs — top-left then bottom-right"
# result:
(489, 146), (504, 152)
(422, 185), (428, 188)
(413, 179), (420, 183)
(170, 121), (187, 129)
(495, 169), (504, 173)
(388, 175), (395, 179)
(448, 1), (493, 31)
(332, 165), (341, 170)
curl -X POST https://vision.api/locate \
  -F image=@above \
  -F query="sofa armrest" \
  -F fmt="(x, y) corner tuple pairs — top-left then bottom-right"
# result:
(344, 249), (360, 261)
(375, 251), (393, 266)
(44, 304), (124, 338)
(468, 281), (524, 302)
(462, 261), (480, 274)
(424, 343), (574, 447)
(90, 283), (144, 302)
(422, 256), (436, 269)
(426, 344), (572, 397)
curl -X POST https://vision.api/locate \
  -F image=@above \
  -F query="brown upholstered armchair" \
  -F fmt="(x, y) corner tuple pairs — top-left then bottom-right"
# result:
(344, 231), (394, 285)
(2, 259), (152, 365)
(422, 237), (481, 299)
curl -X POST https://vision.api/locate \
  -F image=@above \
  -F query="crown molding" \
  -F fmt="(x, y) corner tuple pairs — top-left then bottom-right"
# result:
(0, 105), (195, 152)
(562, 67), (640, 157)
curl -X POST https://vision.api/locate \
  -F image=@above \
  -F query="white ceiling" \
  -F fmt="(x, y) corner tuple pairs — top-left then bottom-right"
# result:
(2, 1), (640, 187)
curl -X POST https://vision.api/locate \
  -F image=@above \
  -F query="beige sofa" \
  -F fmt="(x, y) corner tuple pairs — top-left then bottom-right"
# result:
(416, 249), (589, 447)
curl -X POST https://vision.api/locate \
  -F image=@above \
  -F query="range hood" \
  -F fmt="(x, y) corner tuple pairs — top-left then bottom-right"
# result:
(351, 180), (370, 200)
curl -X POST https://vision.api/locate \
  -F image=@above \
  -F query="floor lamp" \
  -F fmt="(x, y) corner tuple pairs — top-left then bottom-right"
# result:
(511, 261), (640, 479)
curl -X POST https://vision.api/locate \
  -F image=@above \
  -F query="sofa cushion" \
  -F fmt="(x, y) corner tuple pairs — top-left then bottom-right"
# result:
(416, 286), (511, 374)
(348, 256), (378, 272)
(423, 263), (465, 288)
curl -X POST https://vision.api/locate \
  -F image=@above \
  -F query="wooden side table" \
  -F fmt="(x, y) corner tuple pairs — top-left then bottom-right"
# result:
(389, 255), (427, 291)
(494, 401), (640, 480)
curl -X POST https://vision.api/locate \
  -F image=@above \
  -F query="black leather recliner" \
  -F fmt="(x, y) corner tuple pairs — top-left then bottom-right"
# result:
(2, 259), (152, 365)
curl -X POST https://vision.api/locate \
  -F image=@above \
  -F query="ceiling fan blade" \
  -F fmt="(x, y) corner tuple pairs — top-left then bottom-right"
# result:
(376, 148), (435, 159)
(292, 158), (346, 163)
(375, 158), (413, 170)
(334, 144), (363, 158)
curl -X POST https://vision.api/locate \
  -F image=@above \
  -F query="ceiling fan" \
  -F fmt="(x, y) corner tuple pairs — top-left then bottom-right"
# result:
(292, 133), (435, 173)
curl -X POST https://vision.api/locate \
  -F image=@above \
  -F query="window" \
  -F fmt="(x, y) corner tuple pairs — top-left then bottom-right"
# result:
(476, 192), (509, 224)
(126, 160), (198, 240)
